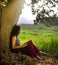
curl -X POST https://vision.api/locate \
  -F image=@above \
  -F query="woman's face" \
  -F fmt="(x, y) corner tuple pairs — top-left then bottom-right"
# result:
(18, 27), (21, 35)
(18, 29), (21, 34)
(19, 30), (20, 34)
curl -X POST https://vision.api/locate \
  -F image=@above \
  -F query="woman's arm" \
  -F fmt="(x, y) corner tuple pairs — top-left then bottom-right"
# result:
(12, 36), (23, 49)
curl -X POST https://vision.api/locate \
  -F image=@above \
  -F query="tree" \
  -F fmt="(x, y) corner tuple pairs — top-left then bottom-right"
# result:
(31, 0), (58, 25)
(0, 0), (25, 51)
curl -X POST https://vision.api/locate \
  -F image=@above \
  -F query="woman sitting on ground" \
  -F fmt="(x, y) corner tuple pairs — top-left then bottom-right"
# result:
(10, 24), (47, 61)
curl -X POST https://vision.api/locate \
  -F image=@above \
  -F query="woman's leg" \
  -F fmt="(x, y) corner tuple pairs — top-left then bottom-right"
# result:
(23, 40), (46, 60)
(24, 40), (42, 59)
(23, 42), (47, 55)
(26, 40), (40, 54)
(23, 40), (41, 55)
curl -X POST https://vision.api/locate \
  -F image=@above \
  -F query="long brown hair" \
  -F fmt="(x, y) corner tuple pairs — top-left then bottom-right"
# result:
(10, 25), (21, 50)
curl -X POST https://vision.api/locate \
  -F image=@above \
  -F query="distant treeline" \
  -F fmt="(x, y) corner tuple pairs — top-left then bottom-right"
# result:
(52, 17), (58, 26)
(40, 17), (58, 26)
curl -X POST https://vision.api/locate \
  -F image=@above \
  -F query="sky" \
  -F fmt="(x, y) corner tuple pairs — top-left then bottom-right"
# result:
(17, 4), (35, 24)
(17, 0), (34, 24)
(17, 0), (58, 24)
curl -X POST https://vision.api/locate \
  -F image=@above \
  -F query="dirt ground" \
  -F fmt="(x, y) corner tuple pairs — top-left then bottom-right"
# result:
(20, 54), (58, 65)
(36, 55), (58, 65)
(0, 51), (58, 65)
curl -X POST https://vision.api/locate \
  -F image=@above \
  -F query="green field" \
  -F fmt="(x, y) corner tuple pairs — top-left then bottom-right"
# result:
(18, 24), (58, 56)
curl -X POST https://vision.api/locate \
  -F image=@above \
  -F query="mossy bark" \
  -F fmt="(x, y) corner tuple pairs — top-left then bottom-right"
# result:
(0, 0), (25, 50)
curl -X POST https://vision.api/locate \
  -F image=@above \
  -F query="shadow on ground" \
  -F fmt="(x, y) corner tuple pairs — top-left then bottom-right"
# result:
(0, 50), (58, 65)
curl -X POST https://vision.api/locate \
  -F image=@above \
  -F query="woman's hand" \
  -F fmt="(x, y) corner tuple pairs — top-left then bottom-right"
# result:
(21, 43), (28, 48)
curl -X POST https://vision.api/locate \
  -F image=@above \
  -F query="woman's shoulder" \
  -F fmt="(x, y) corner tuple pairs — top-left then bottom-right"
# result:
(12, 36), (17, 40)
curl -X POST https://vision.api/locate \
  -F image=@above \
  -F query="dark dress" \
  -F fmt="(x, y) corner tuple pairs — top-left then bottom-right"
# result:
(11, 38), (39, 57)
(11, 38), (29, 54)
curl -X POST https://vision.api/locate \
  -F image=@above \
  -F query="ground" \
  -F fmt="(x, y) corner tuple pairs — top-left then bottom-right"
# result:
(18, 54), (58, 65)
(1, 50), (58, 65)
(36, 55), (58, 65)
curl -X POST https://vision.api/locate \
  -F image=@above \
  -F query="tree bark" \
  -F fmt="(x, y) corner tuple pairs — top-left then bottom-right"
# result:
(0, 1), (2, 50)
(1, 0), (25, 50)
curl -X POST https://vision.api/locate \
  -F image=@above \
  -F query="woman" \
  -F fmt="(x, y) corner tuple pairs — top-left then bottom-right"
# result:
(10, 25), (46, 61)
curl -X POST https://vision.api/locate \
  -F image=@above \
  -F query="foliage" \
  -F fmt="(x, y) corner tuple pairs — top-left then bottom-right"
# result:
(1, 0), (8, 6)
(19, 24), (58, 56)
(30, 0), (58, 24)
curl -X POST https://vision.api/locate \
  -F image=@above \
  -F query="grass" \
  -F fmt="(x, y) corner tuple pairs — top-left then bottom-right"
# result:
(18, 24), (58, 56)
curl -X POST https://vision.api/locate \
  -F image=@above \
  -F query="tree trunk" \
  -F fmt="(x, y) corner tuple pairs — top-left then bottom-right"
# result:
(0, 1), (2, 50)
(1, 0), (25, 50)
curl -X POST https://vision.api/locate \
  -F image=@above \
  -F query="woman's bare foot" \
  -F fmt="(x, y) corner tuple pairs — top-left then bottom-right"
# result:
(40, 51), (47, 55)
(34, 55), (44, 61)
